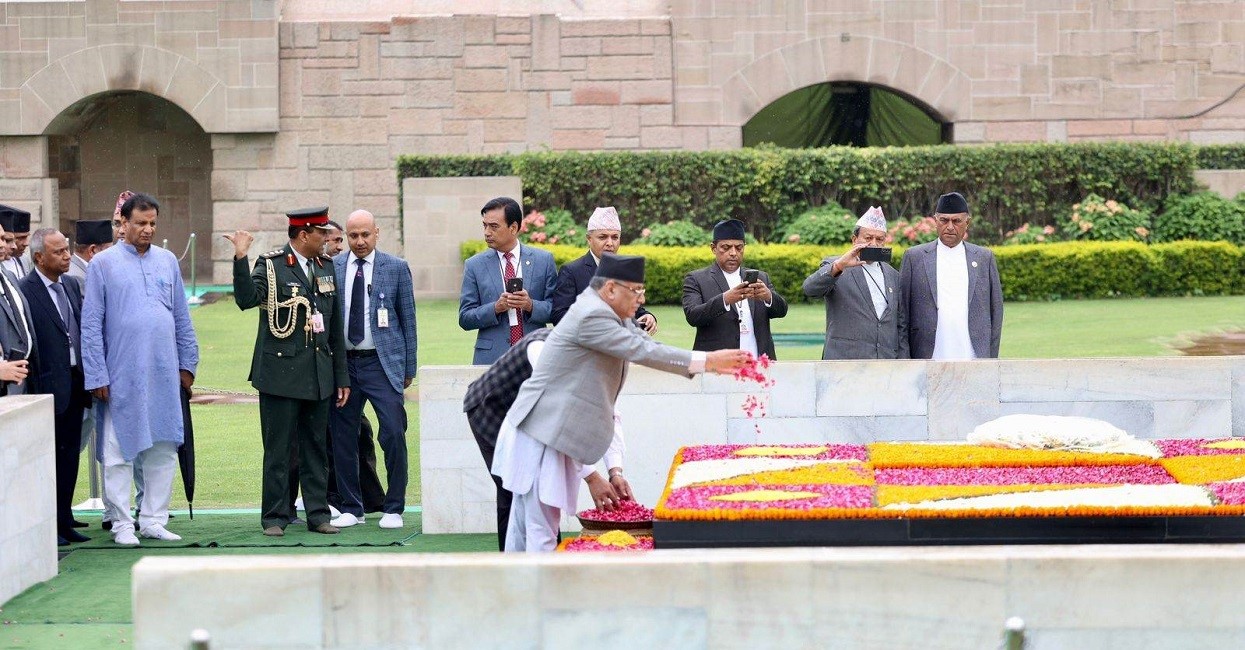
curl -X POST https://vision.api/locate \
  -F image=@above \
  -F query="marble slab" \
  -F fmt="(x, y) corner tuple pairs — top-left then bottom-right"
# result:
(0, 395), (57, 607)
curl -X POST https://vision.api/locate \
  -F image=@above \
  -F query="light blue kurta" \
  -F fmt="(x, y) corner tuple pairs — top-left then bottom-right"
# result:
(81, 242), (199, 461)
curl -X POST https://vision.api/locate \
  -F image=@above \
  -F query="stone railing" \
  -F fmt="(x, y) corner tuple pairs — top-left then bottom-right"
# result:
(420, 357), (1245, 534)
(0, 394), (57, 606)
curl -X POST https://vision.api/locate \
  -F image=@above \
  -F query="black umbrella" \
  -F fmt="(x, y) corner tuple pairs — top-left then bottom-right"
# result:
(178, 385), (196, 519)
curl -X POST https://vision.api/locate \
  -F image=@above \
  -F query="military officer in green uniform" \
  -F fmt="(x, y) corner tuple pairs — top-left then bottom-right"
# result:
(225, 207), (350, 536)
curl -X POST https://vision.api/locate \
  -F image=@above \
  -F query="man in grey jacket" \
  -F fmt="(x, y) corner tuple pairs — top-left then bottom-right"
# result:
(803, 206), (908, 360)
(899, 191), (1003, 359)
(492, 253), (750, 552)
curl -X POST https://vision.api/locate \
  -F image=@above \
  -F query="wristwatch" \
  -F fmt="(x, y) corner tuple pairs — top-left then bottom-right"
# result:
(608, 469), (624, 478)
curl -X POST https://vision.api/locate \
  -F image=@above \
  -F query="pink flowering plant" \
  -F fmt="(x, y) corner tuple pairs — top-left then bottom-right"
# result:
(519, 208), (578, 245)
(887, 216), (939, 245)
(1001, 223), (1058, 246)
(1059, 194), (1152, 242)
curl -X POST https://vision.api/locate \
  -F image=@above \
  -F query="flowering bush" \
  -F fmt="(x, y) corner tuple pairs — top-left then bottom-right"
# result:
(1001, 223), (1058, 245)
(887, 216), (939, 245)
(635, 219), (713, 247)
(1059, 194), (1152, 242)
(777, 204), (857, 245)
(519, 208), (579, 245)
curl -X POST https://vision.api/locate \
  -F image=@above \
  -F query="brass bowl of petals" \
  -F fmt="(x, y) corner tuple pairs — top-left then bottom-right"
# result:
(576, 500), (654, 535)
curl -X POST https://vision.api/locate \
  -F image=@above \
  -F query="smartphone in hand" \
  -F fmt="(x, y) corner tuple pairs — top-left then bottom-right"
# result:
(858, 247), (893, 263)
(505, 277), (524, 293)
(743, 269), (760, 284)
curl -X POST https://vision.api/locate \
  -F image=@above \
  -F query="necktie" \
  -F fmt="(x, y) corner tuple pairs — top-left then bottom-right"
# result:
(503, 252), (522, 346)
(50, 281), (79, 365)
(349, 258), (366, 345)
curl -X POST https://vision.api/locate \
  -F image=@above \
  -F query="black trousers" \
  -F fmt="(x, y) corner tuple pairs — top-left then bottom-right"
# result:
(465, 406), (513, 552)
(260, 393), (330, 530)
(54, 368), (87, 533)
(294, 415), (384, 515)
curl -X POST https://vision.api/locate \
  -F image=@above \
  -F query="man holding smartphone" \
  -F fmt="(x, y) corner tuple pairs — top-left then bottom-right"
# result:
(803, 206), (909, 360)
(682, 219), (788, 359)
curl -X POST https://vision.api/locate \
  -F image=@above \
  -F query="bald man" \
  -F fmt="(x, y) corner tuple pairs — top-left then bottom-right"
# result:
(328, 210), (418, 529)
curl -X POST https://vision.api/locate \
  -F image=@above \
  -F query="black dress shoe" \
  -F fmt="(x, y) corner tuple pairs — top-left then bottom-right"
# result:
(102, 520), (113, 531)
(71, 519), (89, 529)
(290, 517), (306, 526)
(58, 535), (69, 547)
(60, 529), (90, 544)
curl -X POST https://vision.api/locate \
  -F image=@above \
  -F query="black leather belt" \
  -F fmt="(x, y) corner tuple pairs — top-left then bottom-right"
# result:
(346, 349), (378, 358)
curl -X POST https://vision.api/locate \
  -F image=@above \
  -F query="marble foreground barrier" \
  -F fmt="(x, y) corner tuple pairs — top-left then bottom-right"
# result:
(133, 545), (1245, 649)
(0, 394), (56, 606)
(421, 357), (1245, 534)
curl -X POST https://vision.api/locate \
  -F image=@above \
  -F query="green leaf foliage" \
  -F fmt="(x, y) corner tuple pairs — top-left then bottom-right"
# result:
(778, 204), (857, 245)
(404, 143), (1198, 244)
(1196, 144), (1245, 170)
(1153, 192), (1245, 246)
(462, 239), (1243, 304)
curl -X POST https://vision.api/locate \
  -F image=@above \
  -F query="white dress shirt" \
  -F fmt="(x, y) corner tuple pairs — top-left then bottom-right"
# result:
(0, 270), (32, 359)
(495, 242), (523, 327)
(344, 249), (376, 351)
(1, 257), (24, 279)
(35, 268), (76, 366)
(932, 240), (975, 360)
(861, 262), (888, 320)
(720, 267), (759, 357)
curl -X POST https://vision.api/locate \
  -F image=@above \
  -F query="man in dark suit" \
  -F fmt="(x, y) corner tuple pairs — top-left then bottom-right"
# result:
(682, 219), (788, 359)
(899, 192), (1003, 359)
(329, 209), (418, 530)
(459, 197), (557, 365)
(0, 209), (35, 398)
(1, 206), (30, 278)
(20, 228), (91, 545)
(803, 206), (909, 359)
(551, 206), (657, 333)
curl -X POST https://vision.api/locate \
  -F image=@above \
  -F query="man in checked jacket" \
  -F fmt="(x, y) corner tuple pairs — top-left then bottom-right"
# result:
(463, 327), (629, 551)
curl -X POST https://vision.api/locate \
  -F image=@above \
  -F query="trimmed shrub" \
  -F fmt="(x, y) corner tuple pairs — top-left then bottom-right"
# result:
(405, 143), (1198, 244)
(1153, 192), (1245, 246)
(1059, 194), (1152, 242)
(461, 240), (1243, 304)
(778, 204), (856, 245)
(636, 220), (713, 247)
(519, 208), (580, 246)
(888, 216), (940, 245)
(1001, 223), (1058, 245)
(1196, 144), (1245, 170)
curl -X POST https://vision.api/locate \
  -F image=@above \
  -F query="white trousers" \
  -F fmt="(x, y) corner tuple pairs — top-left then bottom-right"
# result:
(504, 479), (561, 553)
(101, 410), (177, 534)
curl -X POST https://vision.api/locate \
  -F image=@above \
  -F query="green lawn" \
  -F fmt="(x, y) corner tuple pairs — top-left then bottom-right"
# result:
(75, 295), (1245, 509)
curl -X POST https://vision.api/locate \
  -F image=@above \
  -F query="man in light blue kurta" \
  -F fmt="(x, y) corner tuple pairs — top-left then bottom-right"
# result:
(81, 193), (199, 546)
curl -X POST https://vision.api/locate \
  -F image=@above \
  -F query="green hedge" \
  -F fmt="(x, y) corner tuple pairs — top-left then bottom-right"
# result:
(406, 143), (1199, 244)
(461, 240), (1244, 304)
(1196, 144), (1245, 170)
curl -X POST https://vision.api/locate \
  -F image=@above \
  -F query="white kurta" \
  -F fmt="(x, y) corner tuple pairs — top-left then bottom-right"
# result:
(932, 240), (975, 360)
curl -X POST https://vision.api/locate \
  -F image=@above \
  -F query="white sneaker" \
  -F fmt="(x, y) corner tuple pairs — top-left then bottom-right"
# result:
(294, 497), (304, 511)
(113, 529), (140, 547)
(329, 505), (342, 518)
(329, 513), (363, 528)
(140, 524), (183, 541)
(378, 513), (404, 529)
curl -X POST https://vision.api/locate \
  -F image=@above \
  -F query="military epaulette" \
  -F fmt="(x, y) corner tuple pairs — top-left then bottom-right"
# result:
(259, 249), (285, 259)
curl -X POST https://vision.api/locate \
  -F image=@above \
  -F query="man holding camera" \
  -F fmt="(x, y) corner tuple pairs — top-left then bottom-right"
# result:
(803, 206), (909, 360)
(682, 219), (787, 359)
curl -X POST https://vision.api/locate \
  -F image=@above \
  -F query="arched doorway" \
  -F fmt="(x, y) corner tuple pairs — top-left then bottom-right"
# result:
(45, 91), (213, 279)
(742, 82), (949, 148)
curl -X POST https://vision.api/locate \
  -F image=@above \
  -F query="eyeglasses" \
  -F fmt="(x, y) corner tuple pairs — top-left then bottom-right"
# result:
(617, 283), (646, 297)
(936, 216), (968, 226)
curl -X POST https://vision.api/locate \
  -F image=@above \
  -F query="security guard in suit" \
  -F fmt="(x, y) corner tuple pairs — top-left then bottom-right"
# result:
(226, 207), (350, 536)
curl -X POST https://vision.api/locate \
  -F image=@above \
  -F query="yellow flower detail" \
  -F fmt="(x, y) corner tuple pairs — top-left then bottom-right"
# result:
(705, 462), (874, 486)
(1204, 440), (1245, 450)
(1162, 455), (1245, 484)
(867, 442), (1155, 468)
(734, 446), (828, 457)
(710, 489), (821, 502)
(877, 483), (1101, 506)
(595, 530), (639, 547)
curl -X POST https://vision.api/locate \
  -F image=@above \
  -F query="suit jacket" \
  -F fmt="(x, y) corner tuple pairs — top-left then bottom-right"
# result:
(803, 258), (908, 360)
(898, 241), (1003, 359)
(682, 264), (788, 359)
(19, 271), (85, 414)
(506, 288), (694, 465)
(458, 244), (557, 365)
(0, 269), (38, 396)
(551, 252), (653, 325)
(334, 249), (418, 393)
(463, 328), (552, 444)
(65, 255), (88, 281)
(234, 244), (349, 401)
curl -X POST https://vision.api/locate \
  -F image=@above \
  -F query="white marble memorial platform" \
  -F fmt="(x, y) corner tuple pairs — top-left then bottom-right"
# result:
(422, 357), (1245, 534)
(133, 544), (1245, 649)
(0, 394), (57, 606)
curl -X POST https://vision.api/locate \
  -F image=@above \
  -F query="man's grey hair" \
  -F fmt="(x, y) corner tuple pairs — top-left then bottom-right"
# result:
(28, 227), (60, 254)
(589, 276), (608, 290)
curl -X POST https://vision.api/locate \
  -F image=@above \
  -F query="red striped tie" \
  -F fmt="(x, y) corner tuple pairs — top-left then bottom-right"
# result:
(504, 252), (523, 345)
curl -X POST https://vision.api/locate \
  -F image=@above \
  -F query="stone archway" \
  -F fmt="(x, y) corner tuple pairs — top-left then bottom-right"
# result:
(45, 91), (214, 280)
(720, 35), (970, 130)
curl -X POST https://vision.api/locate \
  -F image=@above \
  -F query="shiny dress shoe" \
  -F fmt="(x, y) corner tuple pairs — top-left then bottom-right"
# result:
(311, 523), (340, 534)
(263, 526), (285, 537)
(58, 535), (69, 547)
(60, 529), (90, 544)
(71, 519), (89, 529)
